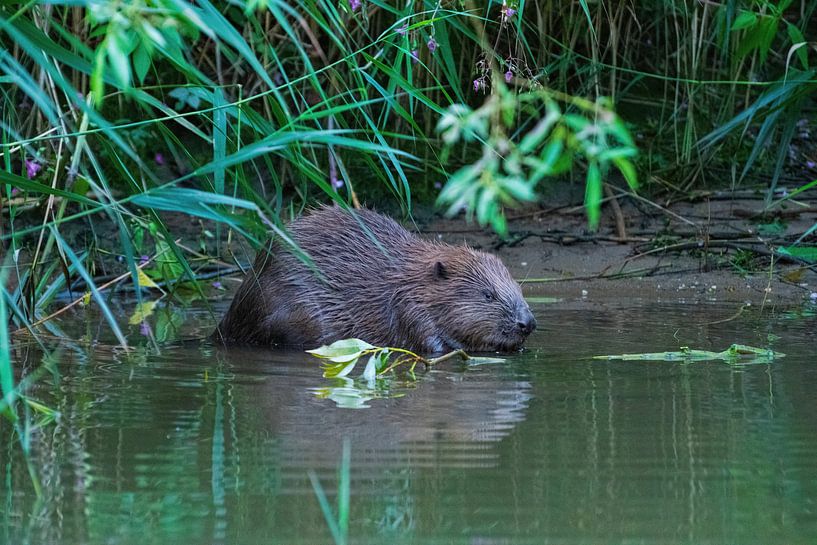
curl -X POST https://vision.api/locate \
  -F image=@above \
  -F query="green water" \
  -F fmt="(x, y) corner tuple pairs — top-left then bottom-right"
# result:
(2, 301), (816, 544)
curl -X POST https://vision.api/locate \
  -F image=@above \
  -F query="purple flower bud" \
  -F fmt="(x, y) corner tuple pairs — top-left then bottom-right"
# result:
(212, 281), (223, 289)
(434, 181), (442, 189)
(139, 255), (150, 266)
(473, 79), (481, 92)
(25, 159), (41, 179)
(350, 0), (361, 11)
(410, 50), (419, 64)
(10, 187), (19, 196)
(139, 321), (151, 337)
(427, 37), (437, 53)
(505, 70), (513, 83)
(807, 160), (816, 169)
(331, 176), (344, 189)
(501, 4), (516, 19)
(396, 23), (408, 36)
(154, 152), (165, 166)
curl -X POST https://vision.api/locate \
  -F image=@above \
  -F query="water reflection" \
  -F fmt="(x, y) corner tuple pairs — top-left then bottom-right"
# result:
(1, 302), (816, 544)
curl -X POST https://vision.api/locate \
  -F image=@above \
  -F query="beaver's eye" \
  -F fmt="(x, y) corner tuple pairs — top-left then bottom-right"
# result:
(481, 289), (495, 302)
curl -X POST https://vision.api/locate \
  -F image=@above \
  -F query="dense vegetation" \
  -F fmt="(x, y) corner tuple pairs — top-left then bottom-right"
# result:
(0, 1), (815, 441)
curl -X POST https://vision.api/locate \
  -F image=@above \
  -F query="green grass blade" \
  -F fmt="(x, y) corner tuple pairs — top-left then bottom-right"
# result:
(308, 470), (343, 545)
(49, 228), (128, 347)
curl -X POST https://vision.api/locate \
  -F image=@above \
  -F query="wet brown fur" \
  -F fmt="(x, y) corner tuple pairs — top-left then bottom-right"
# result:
(214, 206), (535, 353)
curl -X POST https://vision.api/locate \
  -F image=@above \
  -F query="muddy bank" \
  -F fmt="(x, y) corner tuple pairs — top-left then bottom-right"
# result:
(417, 191), (817, 307)
(7, 188), (816, 310)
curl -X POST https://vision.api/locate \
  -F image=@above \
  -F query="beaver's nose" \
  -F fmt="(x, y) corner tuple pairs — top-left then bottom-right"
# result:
(516, 308), (536, 336)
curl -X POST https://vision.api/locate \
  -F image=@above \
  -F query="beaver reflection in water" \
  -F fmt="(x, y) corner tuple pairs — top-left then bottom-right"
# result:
(214, 206), (536, 353)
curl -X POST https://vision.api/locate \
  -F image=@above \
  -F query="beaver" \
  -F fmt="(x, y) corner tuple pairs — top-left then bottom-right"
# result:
(213, 206), (536, 353)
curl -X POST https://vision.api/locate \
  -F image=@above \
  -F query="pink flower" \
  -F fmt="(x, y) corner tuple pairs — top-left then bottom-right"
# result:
(502, 5), (516, 19)
(139, 255), (150, 266)
(154, 152), (165, 165)
(25, 159), (41, 179)
(473, 79), (483, 92)
(396, 23), (408, 36)
(505, 70), (513, 83)
(350, 0), (361, 11)
(410, 50), (419, 64)
(139, 321), (151, 337)
(427, 37), (437, 54)
(10, 187), (19, 196)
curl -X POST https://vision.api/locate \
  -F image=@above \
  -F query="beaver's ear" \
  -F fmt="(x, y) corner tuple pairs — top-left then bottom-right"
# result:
(433, 261), (448, 280)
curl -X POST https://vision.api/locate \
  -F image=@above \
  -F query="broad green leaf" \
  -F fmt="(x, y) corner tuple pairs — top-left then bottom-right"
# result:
(612, 157), (638, 190)
(136, 269), (160, 289)
(133, 42), (151, 83)
(376, 349), (391, 372)
(519, 106), (561, 153)
(786, 23), (808, 68)
(731, 11), (757, 31)
(563, 113), (591, 132)
(362, 355), (377, 381)
(153, 240), (184, 280)
(307, 338), (375, 363)
(500, 176), (536, 202)
(106, 33), (131, 88)
(476, 185), (498, 224)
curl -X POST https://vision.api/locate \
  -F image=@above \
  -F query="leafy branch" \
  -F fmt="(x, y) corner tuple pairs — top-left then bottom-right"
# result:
(306, 338), (504, 381)
(436, 79), (638, 235)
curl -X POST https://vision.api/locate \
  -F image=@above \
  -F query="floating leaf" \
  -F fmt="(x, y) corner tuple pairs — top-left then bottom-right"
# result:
(128, 300), (158, 325)
(466, 357), (507, 365)
(306, 338), (375, 363)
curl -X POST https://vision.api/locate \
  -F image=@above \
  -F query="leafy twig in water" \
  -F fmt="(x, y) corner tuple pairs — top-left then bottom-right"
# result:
(306, 339), (503, 380)
(594, 344), (785, 364)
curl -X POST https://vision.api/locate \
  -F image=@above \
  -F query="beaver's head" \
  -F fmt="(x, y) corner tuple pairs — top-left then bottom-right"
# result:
(430, 249), (536, 352)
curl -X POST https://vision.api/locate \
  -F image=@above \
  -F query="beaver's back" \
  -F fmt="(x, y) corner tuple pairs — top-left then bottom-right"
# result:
(214, 206), (431, 347)
(289, 205), (419, 280)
